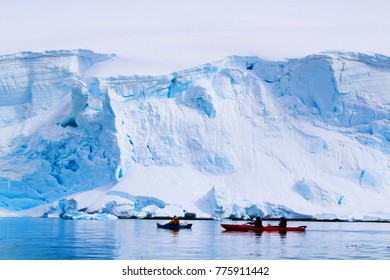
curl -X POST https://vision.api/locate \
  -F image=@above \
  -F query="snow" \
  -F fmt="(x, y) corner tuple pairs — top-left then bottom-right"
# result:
(0, 0), (389, 220)
(1, 0), (389, 75)
(0, 49), (389, 220)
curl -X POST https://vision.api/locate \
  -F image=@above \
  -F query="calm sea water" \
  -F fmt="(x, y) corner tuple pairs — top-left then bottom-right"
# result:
(0, 218), (389, 260)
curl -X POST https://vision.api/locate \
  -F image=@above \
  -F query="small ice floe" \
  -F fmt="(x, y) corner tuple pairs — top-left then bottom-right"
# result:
(61, 211), (117, 220)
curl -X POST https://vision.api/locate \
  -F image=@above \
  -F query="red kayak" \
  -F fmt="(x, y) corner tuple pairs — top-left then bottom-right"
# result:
(221, 224), (307, 232)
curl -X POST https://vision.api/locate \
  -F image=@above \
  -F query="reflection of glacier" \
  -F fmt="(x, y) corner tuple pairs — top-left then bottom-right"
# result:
(0, 50), (389, 220)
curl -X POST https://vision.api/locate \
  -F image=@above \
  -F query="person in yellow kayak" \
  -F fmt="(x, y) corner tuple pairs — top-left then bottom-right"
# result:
(168, 215), (180, 225)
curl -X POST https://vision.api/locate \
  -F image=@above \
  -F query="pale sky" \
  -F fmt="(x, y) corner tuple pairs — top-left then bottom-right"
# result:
(1, 0), (389, 75)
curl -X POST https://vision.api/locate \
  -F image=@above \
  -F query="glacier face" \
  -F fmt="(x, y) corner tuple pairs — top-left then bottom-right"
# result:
(0, 50), (389, 220)
(0, 50), (118, 210)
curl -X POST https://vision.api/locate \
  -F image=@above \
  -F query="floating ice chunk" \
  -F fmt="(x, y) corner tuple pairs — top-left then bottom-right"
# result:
(58, 198), (78, 214)
(229, 204), (247, 219)
(138, 205), (163, 218)
(244, 204), (265, 218)
(61, 211), (117, 220)
(264, 203), (312, 219)
(103, 200), (135, 218)
(106, 191), (166, 211)
(195, 185), (232, 218)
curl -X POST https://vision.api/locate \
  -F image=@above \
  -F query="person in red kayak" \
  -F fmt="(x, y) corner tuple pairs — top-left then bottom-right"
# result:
(168, 215), (180, 225)
(248, 216), (264, 228)
(279, 217), (287, 228)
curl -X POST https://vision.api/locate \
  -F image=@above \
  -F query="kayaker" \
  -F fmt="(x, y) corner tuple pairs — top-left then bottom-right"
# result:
(168, 215), (180, 225)
(279, 217), (287, 228)
(248, 216), (264, 228)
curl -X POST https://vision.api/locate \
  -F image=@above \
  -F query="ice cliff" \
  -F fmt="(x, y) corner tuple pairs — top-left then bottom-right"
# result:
(0, 50), (389, 220)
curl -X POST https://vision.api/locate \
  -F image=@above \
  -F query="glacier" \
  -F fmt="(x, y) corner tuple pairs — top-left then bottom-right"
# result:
(0, 50), (389, 220)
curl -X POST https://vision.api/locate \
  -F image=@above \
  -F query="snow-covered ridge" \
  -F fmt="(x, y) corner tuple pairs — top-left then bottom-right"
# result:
(0, 50), (114, 127)
(0, 50), (389, 220)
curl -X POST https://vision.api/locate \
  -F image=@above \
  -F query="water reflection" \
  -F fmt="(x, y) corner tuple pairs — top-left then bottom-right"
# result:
(0, 218), (119, 259)
(254, 232), (263, 238)
(0, 218), (390, 259)
(279, 231), (287, 238)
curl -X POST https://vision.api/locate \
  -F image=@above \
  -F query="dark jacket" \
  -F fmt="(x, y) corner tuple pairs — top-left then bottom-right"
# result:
(249, 217), (263, 228)
(279, 217), (287, 228)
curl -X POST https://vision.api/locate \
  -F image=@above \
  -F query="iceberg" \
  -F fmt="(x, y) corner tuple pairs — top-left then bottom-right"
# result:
(0, 50), (389, 220)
